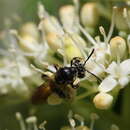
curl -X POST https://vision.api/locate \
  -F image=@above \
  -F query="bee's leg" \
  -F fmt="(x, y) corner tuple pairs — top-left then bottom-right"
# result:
(71, 78), (80, 89)
(53, 64), (60, 71)
(41, 72), (53, 81)
(86, 69), (102, 83)
(70, 59), (73, 67)
(53, 88), (66, 98)
(41, 74), (50, 80)
(31, 64), (52, 81)
(71, 83), (79, 89)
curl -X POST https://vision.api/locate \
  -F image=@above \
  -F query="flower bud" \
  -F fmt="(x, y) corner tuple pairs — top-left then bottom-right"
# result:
(76, 126), (90, 130)
(114, 3), (130, 31)
(80, 3), (99, 28)
(19, 35), (40, 52)
(60, 126), (71, 130)
(71, 33), (86, 47)
(20, 22), (39, 40)
(64, 35), (82, 60)
(93, 92), (113, 109)
(16, 112), (22, 120)
(40, 16), (61, 34)
(61, 126), (90, 130)
(47, 93), (62, 105)
(59, 5), (78, 33)
(26, 116), (37, 123)
(111, 124), (119, 130)
(110, 36), (126, 60)
(59, 5), (75, 22)
(0, 86), (8, 95)
(46, 32), (62, 51)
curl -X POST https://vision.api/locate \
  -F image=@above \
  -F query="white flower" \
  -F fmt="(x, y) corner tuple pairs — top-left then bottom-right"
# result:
(94, 42), (111, 64)
(99, 59), (130, 92)
(0, 55), (30, 94)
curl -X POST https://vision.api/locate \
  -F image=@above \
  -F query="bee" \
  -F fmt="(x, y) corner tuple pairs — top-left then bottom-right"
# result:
(31, 49), (101, 104)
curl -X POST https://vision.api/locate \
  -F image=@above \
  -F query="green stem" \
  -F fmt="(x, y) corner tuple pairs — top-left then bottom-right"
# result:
(75, 89), (98, 101)
(122, 84), (130, 128)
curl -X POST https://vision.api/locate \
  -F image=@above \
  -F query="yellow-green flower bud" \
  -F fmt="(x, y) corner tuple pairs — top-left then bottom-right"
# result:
(47, 93), (62, 105)
(46, 32), (62, 51)
(20, 22), (39, 40)
(80, 3), (99, 28)
(93, 92), (113, 110)
(110, 36), (126, 60)
(71, 33), (86, 47)
(63, 35), (82, 60)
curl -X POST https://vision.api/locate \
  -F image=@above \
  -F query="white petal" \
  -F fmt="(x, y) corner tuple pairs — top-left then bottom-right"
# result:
(106, 62), (118, 75)
(98, 76), (117, 92)
(47, 65), (56, 72)
(120, 59), (130, 75)
(18, 63), (32, 77)
(119, 76), (129, 88)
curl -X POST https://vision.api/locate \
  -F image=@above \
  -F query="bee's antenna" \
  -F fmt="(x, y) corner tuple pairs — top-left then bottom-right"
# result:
(86, 69), (102, 83)
(83, 49), (102, 82)
(83, 49), (94, 66)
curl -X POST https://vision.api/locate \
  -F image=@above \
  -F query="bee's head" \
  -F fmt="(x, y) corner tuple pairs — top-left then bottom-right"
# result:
(71, 57), (86, 78)
(71, 57), (84, 68)
(70, 49), (95, 79)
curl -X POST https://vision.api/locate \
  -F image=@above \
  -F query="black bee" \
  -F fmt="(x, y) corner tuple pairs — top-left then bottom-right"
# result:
(31, 49), (101, 104)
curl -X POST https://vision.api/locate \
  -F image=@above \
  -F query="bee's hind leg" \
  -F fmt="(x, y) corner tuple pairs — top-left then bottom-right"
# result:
(71, 78), (80, 89)
(53, 88), (66, 98)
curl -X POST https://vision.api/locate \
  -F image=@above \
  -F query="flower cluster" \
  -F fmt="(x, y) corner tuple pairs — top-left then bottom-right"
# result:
(0, 0), (130, 111)
(15, 111), (119, 130)
(16, 112), (47, 130)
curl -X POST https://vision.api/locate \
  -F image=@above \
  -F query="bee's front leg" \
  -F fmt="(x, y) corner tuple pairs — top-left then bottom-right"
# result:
(53, 64), (60, 71)
(71, 78), (80, 89)
(71, 83), (79, 89)
(41, 72), (53, 81)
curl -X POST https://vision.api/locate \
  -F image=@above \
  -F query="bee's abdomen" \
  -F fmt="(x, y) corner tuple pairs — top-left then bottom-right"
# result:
(31, 83), (52, 104)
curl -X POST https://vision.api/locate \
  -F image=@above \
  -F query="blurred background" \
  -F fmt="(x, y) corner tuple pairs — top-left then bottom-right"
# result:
(0, 0), (72, 29)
